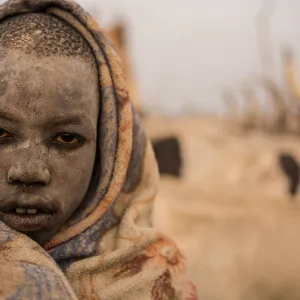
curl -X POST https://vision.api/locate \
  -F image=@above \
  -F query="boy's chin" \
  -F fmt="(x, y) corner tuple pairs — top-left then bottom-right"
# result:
(26, 227), (60, 246)
(0, 212), (60, 245)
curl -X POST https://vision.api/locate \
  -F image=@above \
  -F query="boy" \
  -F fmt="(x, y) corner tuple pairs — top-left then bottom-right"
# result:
(0, 0), (197, 299)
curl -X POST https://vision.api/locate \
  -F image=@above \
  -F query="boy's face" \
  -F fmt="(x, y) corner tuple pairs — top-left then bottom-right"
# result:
(0, 50), (99, 244)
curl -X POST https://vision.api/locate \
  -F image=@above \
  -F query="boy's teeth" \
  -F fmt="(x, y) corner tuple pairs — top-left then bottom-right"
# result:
(15, 208), (38, 214)
(15, 208), (26, 214)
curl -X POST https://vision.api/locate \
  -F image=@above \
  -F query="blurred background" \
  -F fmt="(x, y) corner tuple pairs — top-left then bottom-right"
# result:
(82, 1), (300, 299)
(78, 0), (300, 115)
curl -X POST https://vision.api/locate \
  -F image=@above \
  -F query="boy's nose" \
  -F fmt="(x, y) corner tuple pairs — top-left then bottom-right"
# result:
(7, 163), (51, 187)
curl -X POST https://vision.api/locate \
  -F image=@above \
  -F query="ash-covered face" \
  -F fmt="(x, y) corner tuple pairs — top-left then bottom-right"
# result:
(0, 50), (99, 244)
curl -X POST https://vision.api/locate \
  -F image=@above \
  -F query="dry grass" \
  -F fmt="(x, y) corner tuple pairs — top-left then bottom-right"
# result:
(154, 177), (300, 300)
(145, 115), (300, 300)
(223, 77), (300, 135)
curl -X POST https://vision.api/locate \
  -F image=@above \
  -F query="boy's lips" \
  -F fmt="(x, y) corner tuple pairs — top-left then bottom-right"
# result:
(0, 194), (60, 232)
(0, 213), (53, 232)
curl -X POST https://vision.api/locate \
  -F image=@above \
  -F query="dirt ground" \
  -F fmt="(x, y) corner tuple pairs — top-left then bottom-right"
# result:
(145, 115), (300, 300)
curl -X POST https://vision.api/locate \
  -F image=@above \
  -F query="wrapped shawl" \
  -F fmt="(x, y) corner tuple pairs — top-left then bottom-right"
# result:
(0, 0), (198, 299)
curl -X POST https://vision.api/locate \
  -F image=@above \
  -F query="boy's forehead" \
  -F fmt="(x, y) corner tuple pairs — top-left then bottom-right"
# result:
(0, 49), (99, 125)
(0, 48), (92, 74)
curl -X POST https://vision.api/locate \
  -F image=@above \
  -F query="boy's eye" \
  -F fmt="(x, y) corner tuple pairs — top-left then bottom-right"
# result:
(53, 133), (82, 144)
(0, 128), (11, 138)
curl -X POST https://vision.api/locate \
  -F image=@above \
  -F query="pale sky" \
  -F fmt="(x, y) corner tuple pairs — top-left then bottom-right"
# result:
(76, 0), (300, 114)
(1, 0), (300, 114)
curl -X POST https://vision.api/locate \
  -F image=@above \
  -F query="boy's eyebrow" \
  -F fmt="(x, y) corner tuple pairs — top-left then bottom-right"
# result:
(46, 115), (85, 126)
(0, 111), (92, 128)
(0, 111), (21, 123)
(44, 115), (93, 129)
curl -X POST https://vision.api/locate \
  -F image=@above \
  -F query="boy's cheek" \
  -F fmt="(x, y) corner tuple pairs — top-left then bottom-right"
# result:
(0, 143), (94, 217)
(48, 144), (96, 186)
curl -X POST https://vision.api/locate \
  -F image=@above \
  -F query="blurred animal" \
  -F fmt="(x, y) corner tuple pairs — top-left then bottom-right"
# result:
(278, 153), (300, 197)
(152, 136), (182, 177)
